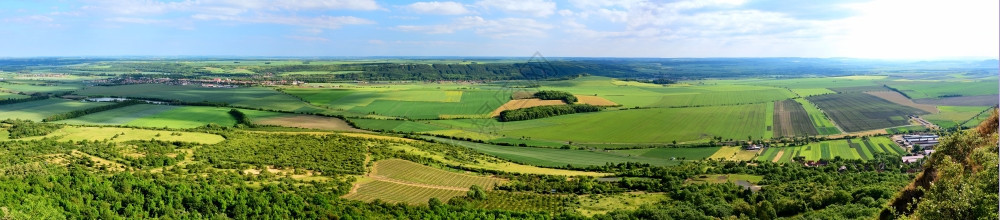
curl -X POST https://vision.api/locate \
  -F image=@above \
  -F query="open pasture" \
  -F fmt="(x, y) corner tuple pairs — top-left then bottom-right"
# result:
(807, 93), (928, 132)
(349, 118), (447, 132)
(0, 82), (80, 94)
(790, 88), (835, 97)
(914, 95), (999, 106)
(646, 88), (795, 107)
(0, 99), (111, 121)
(349, 90), (507, 119)
(58, 104), (179, 126)
(885, 80), (998, 99)
(773, 99), (819, 137)
(756, 137), (904, 162)
(372, 159), (505, 189)
(498, 103), (771, 143)
(75, 84), (327, 113)
(612, 147), (721, 160)
(426, 137), (681, 167)
(0, 93), (28, 99)
(124, 106), (237, 128)
(255, 114), (364, 132)
(922, 106), (992, 128)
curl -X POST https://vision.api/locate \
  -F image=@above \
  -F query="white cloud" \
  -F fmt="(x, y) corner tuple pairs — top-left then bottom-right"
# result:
(833, 0), (1000, 59)
(477, 0), (556, 17)
(3, 15), (55, 23)
(406, 1), (470, 15)
(105, 17), (168, 24)
(395, 16), (552, 38)
(193, 14), (375, 29)
(287, 35), (330, 42)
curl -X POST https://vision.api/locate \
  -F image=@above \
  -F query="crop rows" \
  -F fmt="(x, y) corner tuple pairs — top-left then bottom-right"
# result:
(373, 159), (504, 189)
(343, 180), (466, 205)
(807, 93), (928, 132)
(773, 99), (819, 137)
(792, 98), (840, 135)
(757, 137), (905, 162)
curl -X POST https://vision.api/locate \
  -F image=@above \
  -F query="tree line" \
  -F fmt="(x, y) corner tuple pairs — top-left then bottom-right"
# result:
(42, 100), (145, 122)
(498, 104), (601, 122)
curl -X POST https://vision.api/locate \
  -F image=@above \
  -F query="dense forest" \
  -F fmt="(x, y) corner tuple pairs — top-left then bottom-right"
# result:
(533, 90), (578, 104)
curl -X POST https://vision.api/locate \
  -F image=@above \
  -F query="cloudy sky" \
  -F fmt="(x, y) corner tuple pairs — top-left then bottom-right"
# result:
(0, 0), (996, 58)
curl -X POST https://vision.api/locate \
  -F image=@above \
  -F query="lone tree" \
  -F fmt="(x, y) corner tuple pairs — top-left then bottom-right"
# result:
(467, 185), (486, 200)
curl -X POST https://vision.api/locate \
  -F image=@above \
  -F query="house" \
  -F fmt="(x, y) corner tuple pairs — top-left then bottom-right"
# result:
(902, 155), (925, 163)
(923, 150), (936, 155)
(744, 144), (761, 150)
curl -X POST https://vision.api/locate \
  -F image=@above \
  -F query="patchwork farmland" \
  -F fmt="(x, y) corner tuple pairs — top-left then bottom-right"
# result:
(773, 99), (819, 137)
(756, 137), (905, 162)
(807, 93), (928, 132)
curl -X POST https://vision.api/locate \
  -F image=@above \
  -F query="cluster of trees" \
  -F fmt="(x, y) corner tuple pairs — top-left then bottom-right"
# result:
(498, 104), (601, 122)
(196, 132), (371, 175)
(2, 119), (62, 139)
(532, 90), (577, 103)
(0, 95), (47, 105)
(42, 100), (144, 122)
(228, 109), (251, 126)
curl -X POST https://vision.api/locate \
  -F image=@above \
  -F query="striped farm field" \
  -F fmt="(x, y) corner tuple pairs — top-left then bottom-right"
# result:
(756, 137), (904, 162)
(773, 99), (818, 137)
(793, 98), (841, 135)
(342, 179), (466, 205)
(807, 93), (929, 132)
(371, 159), (505, 189)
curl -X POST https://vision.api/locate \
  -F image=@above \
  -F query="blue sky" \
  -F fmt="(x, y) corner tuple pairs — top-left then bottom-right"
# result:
(0, 0), (996, 58)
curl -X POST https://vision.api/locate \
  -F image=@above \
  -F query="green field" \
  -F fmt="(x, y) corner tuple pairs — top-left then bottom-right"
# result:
(58, 104), (180, 125)
(349, 118), (448, 132)
(124, 106), (238, 128)
(923, 106), (992, 128)
(372, 159), (504, 189)
(807, 93), (928, 132)
(611, 147), (721, 160)
(0, 93), (28, 99)
(886, 80), (998, 99)
(427, 136), (684, 167)
(0, 82), (81, 94)
(498, 103), (770, 143)
(756, 137), (905, 162)
(75, 84), (330, 113)
(793, 98), (840, 135)
(349, 90), (507, 119)
(790, 88), (836, 97)
(0, 99), (111, 121)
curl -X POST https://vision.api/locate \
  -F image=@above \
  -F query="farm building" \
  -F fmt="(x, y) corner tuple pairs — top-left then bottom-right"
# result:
(902, 155), (925, 163)
(902, 134), (939, 147)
